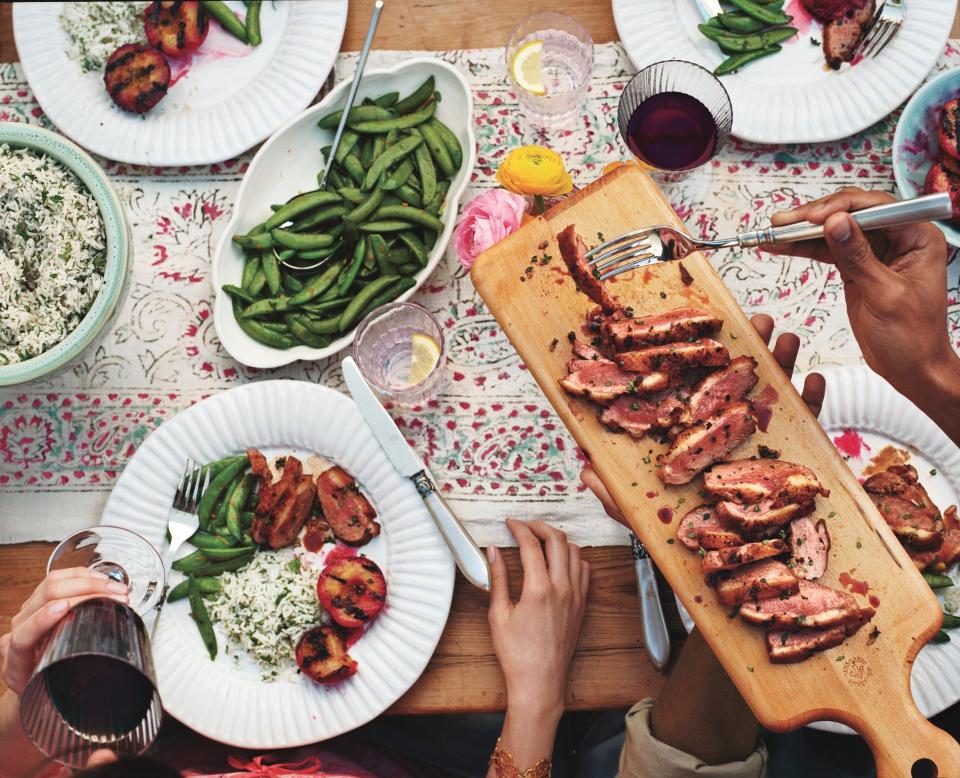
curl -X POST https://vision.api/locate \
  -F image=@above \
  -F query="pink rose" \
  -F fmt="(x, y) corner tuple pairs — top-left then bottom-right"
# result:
(454, 189), (527, 270)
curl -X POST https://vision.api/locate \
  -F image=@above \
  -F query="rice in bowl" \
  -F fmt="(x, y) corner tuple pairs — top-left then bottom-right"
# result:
(0, 143), (106, 366)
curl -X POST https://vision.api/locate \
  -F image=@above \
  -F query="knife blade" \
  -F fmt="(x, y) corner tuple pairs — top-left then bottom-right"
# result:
(342, 357), (492, 591)
(631, 533), (671, 671)
(693, 0), (724, 19)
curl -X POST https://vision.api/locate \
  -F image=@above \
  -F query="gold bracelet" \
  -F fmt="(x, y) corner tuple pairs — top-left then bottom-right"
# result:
(489, 738), (552, 778)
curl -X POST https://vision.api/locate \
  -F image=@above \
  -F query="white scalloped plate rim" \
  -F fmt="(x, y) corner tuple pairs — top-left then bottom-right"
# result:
(12, 1), (347, 166)
(612, 0), (954, 144)
(676, 365), (960, 734)
(211, 57), (476, 369)
(100, 380), (455, 748)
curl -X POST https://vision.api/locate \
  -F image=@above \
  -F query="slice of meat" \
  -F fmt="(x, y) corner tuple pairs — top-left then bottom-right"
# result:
(742, 579), (866, 631)
(868, 494), (943, 550)
(802, 0), (869, 22)
(908, 547), (940, 572)
(265, 474), (315, 549)
(823, 0), (875, 70)
(716, 498), (815, 535)
(316, 466), (381, 546)
(103, 43), (171, 115)
(658, 402), (757, 486)
(788, 516), (831, 581)
(677, 505), (746, 550)
(673, 356), (759, 429)
(702, 539), (788, 574)
(567, 357), (610, 373)
(295, 626), (358, 685)
(705, 459), (828, 505)
(316, 556), (387, 629)
(925, 157), (960, 224)
(715, 559), (800, 606)
(766, 609), (874, 664)
(601, 307), (723, 350)
(615, 338), (729, 374)
(249, 453), (305, 546)
(938, 507), (960, 570)
(560, 361), (676, 404)
(938, 98), (960, 160)
(599, 384), (691, 438)
(572, 338), (605, 362)
(557, 225), (618, 314)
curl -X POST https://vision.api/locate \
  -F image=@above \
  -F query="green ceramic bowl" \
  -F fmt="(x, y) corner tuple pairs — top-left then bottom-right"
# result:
(0, 123), (130, 386)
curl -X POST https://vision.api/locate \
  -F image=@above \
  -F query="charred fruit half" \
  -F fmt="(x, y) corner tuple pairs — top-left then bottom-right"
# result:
(144, 1), (210, 58)
(295, 625), (358, 685)
(925, 155), (960, 224)
(317, 555), (387, 629)
(938, 98), (960, 161)
(103, 44), (171, 115)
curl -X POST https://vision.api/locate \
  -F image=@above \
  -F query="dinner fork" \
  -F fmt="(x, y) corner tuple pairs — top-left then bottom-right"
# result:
(158, 459), (207, 603)
(586, 192), (951, 281)
(857, 0), (905, 60)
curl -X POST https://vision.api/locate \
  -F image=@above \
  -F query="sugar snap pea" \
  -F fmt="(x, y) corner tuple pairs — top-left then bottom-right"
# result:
(414, 142), (436, 204)
(350, 100), (436, 133)
(393, 76), (435, 114)
(168, 576), (221, 602)
(265, 191), (341, 231)
(222, 284), (256, 304)
(933, 630), (951, 644)
(338, 187), (366, 204)
(301, 314), (341, 334)
(214, 472), (243, 528)
(359, 137), (374, 168)
(237, 313), (295, 349)
(347, 187), (386, 222)
(397, 231), (428, 266)
(201, 0), (247, 43)
(185, 552), (255, 577)
(292, 205), (349, 233)
(417, 123), (456, 177)
(375, 91), (400, 108)
(246, 269), (267, 297)
(359, 276), (416, 319)
(262, 250), (281, 294)
(285, 313), (331, 346)
(338, 237), (367, 296)
(370, 204), (445, 232)
(197, 458), (248, 530)
(385, 128), (399, 146)
(341, 154), (365, 185)
(717, 10), (769, 32)
(240, 296), (290, 318)
(428, 118), (463, 170)
(245, 0), (262, 45)
(397, 261), (421, 275)
(363, 135), (423, 190)
(226, 474), (254, 540)
(359, 220), (416, 232)
(338, 274), (401, 332)
(318, 104), (395, 129)
(715, 46), (781, 75)
(943, 612), (960, 630)
(233, 231), (273, 250)
(926, 573), (955, 589)
(335, 131), (359, 164)
(187, 578), (218, 660)
(369, 234), (392, 276)
(394, 184), (423, 207)
(271, 229), (334, 251)
(287, 261), (342, 305)
(201, 545), (256, 561)
(303, 297), (351, 315)
(728, 0), (792, 24)
(282, 273), (304, 294)
(381, 157), (415, 191)
(172, 549), (210, 573)
(717, 27), (796, 52)
(189, 531), (237, 550)
(241, 254), (261, 289)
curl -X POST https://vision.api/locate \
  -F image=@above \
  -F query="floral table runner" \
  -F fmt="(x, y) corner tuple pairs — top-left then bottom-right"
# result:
(1, 43), (958, 545)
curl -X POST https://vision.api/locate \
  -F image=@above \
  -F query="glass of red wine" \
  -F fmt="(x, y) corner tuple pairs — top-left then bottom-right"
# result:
(617, 60), (733, 182)
(19, 527), (164, 768)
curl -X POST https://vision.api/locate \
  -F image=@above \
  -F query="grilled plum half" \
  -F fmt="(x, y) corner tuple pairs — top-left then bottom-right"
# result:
(938, 98), (960, 161)
(144, 1), (209, 58)
(295, 625), (358, 685)
(925, 156), (960, 224)
(317, 555), (387, 629)
(103, 44), (171, 114)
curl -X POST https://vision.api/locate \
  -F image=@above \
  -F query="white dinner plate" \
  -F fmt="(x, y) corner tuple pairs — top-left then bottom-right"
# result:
(677, 365), (960, 734)
(101, 380), (455, 748)
(13, 1), (347, 165)
(612, 0), (954, 144)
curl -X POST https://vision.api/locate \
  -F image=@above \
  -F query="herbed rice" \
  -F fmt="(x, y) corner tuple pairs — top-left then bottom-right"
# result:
(208, 549), (326, 681)
(0, 144), (105, 366)
(60, 1), (148, 73)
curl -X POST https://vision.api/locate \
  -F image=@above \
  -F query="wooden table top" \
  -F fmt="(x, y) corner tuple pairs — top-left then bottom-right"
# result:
(0, 0), (957, 719)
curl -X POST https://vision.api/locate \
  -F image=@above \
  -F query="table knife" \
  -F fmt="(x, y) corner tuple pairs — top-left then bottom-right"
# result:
(692, 0), (724, 19)
(342, 357), (492, 591)
(631, 533), (670, 671)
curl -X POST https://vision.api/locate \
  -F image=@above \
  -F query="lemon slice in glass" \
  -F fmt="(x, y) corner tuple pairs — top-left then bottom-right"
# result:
(408, 332), (441, 385)
(511, 39), (546, 97)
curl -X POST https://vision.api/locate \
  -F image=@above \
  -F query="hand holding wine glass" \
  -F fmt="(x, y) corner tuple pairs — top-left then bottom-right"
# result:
(0, 567), (128, 695)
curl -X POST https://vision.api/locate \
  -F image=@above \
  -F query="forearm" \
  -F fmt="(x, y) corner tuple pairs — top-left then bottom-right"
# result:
(485, 701), (561, 777)
(0, 690), (49, 778)
(650, 629), (758, 765)
(910, 353), (960, 448)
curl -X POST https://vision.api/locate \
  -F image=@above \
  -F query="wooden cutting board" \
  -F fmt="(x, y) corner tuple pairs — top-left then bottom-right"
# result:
(471, 165), (960, 777)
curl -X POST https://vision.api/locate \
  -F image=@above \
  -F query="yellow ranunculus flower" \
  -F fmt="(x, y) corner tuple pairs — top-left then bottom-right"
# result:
(496, 145), (573, 197)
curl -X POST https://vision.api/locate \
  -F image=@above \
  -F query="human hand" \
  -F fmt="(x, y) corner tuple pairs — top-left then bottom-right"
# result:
(581, 313), (825, 527)
(0, 568), (128, 695)
(487, 519), (589, 722)
(767, 187), (954, 400)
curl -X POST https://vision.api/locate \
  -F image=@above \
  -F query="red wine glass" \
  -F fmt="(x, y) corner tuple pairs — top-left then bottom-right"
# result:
(617, 60), (733, 182)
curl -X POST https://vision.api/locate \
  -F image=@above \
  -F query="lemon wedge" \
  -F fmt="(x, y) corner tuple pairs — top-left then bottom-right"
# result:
(409, 332), (441, 385)
(511, 39), (546, 96)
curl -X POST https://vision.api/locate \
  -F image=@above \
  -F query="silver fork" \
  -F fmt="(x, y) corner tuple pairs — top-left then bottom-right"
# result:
(857, 0), (905, 60)
(158, 459), (207, 604)
(586, 192), (951, 281)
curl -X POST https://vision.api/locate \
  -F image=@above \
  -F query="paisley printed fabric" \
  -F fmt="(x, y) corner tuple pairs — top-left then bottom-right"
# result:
(0, 43), (958, 546)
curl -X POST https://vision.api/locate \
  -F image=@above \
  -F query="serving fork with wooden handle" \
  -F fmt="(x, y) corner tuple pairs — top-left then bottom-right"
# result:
(587, 191), (951, 280)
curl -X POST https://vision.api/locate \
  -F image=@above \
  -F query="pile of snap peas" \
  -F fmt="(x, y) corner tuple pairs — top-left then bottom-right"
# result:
(924, 572), (960, 644)
(167, 453), (260, 660)
(698, 0), (798, 76)
(201, 1), (263, 47)
(225, 75), (461, 351)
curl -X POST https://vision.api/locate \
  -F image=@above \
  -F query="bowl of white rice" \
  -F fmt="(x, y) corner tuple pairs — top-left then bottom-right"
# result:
(0, 122), (129, 385)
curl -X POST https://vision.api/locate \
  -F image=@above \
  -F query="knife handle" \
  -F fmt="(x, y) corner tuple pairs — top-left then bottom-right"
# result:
(636, 560), (671, 671)
(413, 471), (492, 591)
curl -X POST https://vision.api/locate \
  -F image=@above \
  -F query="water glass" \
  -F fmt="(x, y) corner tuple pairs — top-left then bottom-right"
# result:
(506, 12), (594, 125)
(352, 302), (446, 406)
(617, 60), (733, 182)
